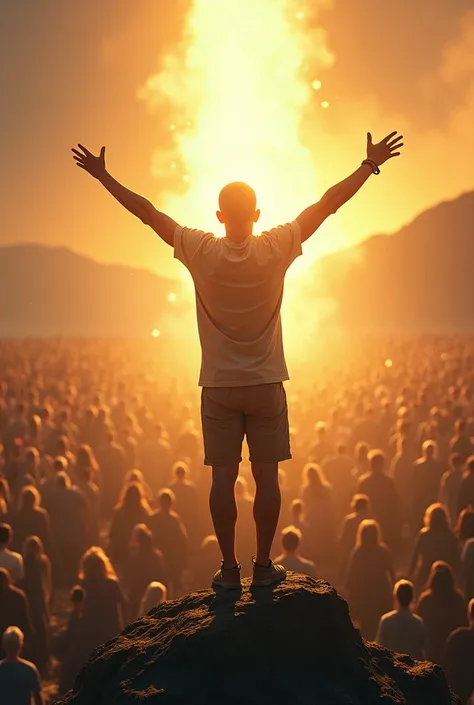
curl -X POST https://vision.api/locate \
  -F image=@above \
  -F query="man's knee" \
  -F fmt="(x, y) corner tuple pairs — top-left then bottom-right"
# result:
(211, 464), (240, 487)
(251, 462), (279, 484)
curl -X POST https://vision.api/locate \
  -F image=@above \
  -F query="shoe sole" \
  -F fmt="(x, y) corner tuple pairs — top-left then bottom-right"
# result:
(251, 573), (287, 588)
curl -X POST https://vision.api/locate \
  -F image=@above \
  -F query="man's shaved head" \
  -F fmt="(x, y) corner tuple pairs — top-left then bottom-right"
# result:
(218, 182), (258, 225)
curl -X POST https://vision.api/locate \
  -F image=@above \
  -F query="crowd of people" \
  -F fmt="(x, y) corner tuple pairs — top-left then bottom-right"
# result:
(1, 336), (474, 702)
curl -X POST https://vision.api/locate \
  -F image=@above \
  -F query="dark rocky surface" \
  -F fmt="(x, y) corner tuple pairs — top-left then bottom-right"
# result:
(56, 574), (460, 705)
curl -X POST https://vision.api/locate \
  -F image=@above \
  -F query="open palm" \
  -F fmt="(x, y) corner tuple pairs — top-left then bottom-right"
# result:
(72, 144), (106, 179)
(367, 131), (404, 166)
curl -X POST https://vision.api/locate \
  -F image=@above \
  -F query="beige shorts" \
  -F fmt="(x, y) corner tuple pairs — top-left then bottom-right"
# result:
(201, 382), (291, 466)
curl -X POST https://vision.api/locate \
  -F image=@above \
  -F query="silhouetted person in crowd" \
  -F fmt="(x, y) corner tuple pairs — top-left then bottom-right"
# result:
(409, 503), (460, 592)
(416, 561), (467, 664)
(74, 465), (101, 546)
(458, 509), (474, 601)
(11, 486), (52, 557)
(345, 520), (395, 640)
(322, 442), (355, 518)
(274, 526), (317, 577)
(309, 422), (333, 465)
(0, 627), (43, 705)
(339, 494), (371, 573)
(412, 441), (443, 532)
(19, 536), (51, 670)
(72, 130), (404, 588)
(123, 523), (168, 622)
(0, 522), (24, 583)
(391, 436), (415, 523)
(139, 422), (172, 494)
(440, 453), (465, 527)
(352, 441), (370, 480)
(67, 547), (126, 686)
(458, 456), (474, 516)
(139, 582), (167, 616)
(168, 462), (200, 545)
(43, 471), (88, 586)
(58, 586), (85, 693)
(0, 478), (9, 521)
(300, 464), (337, 565)
(149, 489), (188, 599)
(0, 569), (33, 652)
(95, 431), (127, 518)
(358, 450), (401, 549)
(191, 535), (222, 591)
(444, 598), (474, 705)
(352, 406), (381, 451)
(450, 420), (474, 464)
(376, 579), (427, 660)
(108, 482), (152, 565)
(75, 444), (101, 488)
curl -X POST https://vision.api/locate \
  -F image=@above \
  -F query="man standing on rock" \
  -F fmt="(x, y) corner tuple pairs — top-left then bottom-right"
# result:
(72, 130), (404, 589)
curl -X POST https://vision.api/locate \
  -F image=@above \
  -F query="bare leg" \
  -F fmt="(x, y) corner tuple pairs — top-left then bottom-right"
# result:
(251, 462), (281, 566)
(209, 464), (239, 568)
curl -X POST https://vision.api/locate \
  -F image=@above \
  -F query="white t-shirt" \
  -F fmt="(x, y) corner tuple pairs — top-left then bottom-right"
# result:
(174, 221), (302, 387)
(0, 548), (24, 583)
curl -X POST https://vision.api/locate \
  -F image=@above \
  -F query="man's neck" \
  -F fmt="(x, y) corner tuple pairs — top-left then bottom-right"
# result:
(5, 655), (19, 663)
(224, 224), (254, 242)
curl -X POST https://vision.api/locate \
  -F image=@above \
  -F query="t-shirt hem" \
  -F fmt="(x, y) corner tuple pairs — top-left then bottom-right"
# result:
(199, 375), (289, 388)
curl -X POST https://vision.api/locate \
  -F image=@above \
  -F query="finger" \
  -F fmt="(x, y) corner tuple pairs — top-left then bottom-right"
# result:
(100, 146), (106, 159)
(78, 143), (93, 157)
(389, 152), (401, 158)
(76, 162), (87, 169)
(383, 131), (398, 143)
(72, 155), (85, 163)
(71, 148), (86, 158)
(367, 131), (373, 145)
(388, 136), (403, 148)
(390, 143), (404, 151)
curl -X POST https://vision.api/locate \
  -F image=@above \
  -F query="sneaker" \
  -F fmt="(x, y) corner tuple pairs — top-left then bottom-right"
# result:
(251, 559), (287, 587)
(211, 562), (242, 590)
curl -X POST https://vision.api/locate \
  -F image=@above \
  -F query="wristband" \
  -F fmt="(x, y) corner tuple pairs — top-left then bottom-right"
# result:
(361, 159), (380, 175)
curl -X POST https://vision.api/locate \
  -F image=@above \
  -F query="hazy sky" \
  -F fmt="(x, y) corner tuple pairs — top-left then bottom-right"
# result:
(1, 0), (474, 277)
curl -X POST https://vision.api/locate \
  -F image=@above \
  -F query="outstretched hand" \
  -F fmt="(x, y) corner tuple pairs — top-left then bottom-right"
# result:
(72, 144), (107, 179)
(366, 131), (404, 166)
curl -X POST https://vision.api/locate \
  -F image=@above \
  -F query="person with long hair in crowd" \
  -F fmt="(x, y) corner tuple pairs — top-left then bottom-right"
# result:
(19, 536), (51, 670)
(408, 503), (459, 593)
(345, 519), (395, 640)
(108, 482), (152, 565)
(416, 561), (467, 664)
(60, 547), (126, 693)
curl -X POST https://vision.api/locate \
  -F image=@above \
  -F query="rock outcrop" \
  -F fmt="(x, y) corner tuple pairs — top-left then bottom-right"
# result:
(56, 574), (460, 705)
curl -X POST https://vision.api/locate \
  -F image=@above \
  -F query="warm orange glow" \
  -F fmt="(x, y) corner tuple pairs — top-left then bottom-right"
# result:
(167, 292), (177, 303)
(140, 0), (340, 277)
(385, 359), (393, 368)
(151, 328), (161, 338)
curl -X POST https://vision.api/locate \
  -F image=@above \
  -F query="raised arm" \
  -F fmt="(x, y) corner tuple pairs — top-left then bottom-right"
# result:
(296, 131), (404, 242)
(71, 144), (178, 246)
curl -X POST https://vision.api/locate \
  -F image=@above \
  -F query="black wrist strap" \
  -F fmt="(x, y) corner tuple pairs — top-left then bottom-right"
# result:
(361, 159), (380, 175)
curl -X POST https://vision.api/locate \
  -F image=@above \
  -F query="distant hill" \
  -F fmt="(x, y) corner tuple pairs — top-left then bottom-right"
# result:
(0, 245), (183, 337)
(1, 191), (473, 337)
(307, 190), (474, 333)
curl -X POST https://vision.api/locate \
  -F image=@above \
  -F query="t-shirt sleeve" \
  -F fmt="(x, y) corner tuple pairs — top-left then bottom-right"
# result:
(261, 220), (302, 270)
(173, 226), (213, 270)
